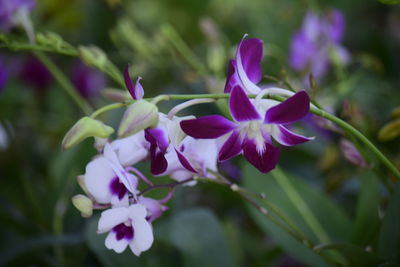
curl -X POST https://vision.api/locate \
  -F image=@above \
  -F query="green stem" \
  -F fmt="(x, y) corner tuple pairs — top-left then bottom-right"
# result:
(271, 167), (331, 244)
(195, 176), (312, 246)
(90, 102), (125, 119)
(310, 106), (400, 180)
(33, 51), (92, 114)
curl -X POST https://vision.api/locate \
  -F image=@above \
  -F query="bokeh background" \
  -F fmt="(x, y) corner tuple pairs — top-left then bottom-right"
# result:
(1, 0), (400, 266)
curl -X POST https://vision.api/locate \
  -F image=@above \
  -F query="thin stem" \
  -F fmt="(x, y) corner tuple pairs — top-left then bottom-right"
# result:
(90, 102), (126, 119)
(33, 51), (92, 114)
(195, 175), (313, 246)
(138, 178), (194, 196)
(208, 171), (314, 247)
(310, 106), (400, 180)
(272, 167), (331, 244)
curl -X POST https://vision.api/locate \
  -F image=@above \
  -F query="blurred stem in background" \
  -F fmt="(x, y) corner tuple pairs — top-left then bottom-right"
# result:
(33, 51), (93, 114)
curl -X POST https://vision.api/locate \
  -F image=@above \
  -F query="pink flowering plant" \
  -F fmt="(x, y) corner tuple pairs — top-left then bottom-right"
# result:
(1, 1), (400, 266)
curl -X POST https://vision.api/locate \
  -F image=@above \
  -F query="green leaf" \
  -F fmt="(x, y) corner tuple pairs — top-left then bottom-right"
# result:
(243, 165), (352, 266)
(351, 173), (381, 245)
(378, 184), (400, 263)
(317, 243), (382, 266)
(85, 216), (141, 267)
(165, 208), (236, 267)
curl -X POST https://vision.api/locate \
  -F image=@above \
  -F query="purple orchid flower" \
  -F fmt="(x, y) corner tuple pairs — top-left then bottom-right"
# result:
(71, 60), (107, 99)
(289, 9), (350, 81)
(180, 85), (313, 173)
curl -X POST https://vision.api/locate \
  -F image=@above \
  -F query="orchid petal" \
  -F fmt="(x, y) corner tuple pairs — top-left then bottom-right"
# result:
(145, 128), (169, 175)
(98, 207), (130, 233)
(103, 143), (138, 193)
(84, 157), (114, 204)
(273, 125), (314, 146)
(264, 91), (310, 124)
(105, 231), (129, 253)
(238, 38), (263, 83)
(180, 115), (236, 138)
(235, 37), (262, 94)
(175, 148), (197, 173)
(224, 59), (239, 93)
(230, 85), (261, 122)
(242, 139), (280, 173)
(218, 131), (243, 161)
(124, 65), (144, 100)
(128, 204), (154, 256)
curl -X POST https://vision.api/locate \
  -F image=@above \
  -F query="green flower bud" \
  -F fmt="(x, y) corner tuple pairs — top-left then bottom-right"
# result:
(378, 119), (400, 142)
(118, 100), (159, 138)
(62, 117), (114, 150)
(72, 194), (93, 218)
(79, 45), (108, 69)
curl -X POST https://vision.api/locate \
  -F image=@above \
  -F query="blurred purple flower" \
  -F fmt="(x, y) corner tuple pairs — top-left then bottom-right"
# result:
(0, 58), (8, 92)
(71, 61), (106, 99)
(20, 56), (52, 90)
(0, 0), (35, 31)
(289, 9), (350, 81)
(340, 139), (369, 168)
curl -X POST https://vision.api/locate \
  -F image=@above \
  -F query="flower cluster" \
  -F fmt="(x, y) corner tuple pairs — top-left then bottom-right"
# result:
(72, 36), (313, 256)
(289, 9), (350, 81)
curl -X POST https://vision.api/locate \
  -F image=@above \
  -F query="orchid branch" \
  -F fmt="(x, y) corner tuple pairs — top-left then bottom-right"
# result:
(87, 93), (400, 180)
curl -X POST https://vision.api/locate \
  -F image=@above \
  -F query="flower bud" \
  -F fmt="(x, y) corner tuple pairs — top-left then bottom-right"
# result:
(72, 194), (93, 218)
(101, 88), (131, 102)
(36, 32), (63, 49)
(118, 100), (159, 138)
(62, 117), (114, 150)
(79, 45), (108, 69)
(378, 119), (400, 142)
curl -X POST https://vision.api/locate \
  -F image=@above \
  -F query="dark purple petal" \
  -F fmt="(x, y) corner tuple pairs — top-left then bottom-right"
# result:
(145, 128), (169, 153)
(242, 139), (280, 173)
(218, 131), (243, 161)
(175, 149), (197, 173)
(113, 223), (134, 241)
(264, 91), (310, 124)
(109, 176), (128, 200)
(229, 85), (261, 122)
(224, 59), (239, 93)
(150, 149), (168, 175)
(274, 125), (314, 146)
(124, 65), (144, 100)
(145, 128), (169, 175)
(180, 115), (236, 139)
(238, 38), (263, 84)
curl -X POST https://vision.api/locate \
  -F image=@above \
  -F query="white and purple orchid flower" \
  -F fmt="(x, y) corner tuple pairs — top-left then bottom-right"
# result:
(84, 143), (140, 206)
(98, 204), (154, 255)
(180, 86), (313, 173)
(289, 9), (350, 81)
